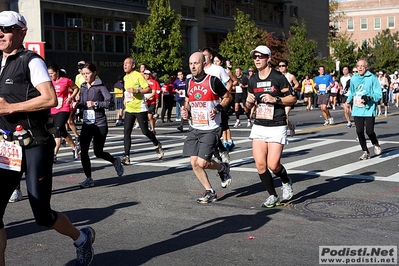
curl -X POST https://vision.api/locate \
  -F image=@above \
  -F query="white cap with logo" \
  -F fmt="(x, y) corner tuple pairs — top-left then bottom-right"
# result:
(0, 11), (27, 29)
(250, 45), (272, 57)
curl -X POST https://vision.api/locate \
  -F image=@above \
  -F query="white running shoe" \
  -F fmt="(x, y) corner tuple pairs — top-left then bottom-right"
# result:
(233, 120), (241, 128)
(374, 145), (382, 155)
(9, 189), (23, 203)
(328, 117), (334, 125)
(261, 195), (280, 208)
(281, 177), (293, 201)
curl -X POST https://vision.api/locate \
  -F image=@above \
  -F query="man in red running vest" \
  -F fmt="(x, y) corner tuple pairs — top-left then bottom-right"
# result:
(181, 52), (232, 204)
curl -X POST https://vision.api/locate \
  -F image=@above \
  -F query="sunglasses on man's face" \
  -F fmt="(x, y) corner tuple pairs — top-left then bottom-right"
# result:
(0, 25), (22, 34)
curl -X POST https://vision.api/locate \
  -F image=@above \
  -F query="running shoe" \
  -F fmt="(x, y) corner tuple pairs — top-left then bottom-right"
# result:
(9, 189), (23, 203)
(310, 105), (314, 110)
(328, 117), (334, 125)
(115, 120), (123, 127)
(73, 145), (81, 160)
(177, 125), (183, 132)
(114, 157), (124, 177)
(167, 119), (173, 123)
(218, 163), (232, 188)
(121, 155), (131, 165)
(155, 142), (164, 159)
(79, 178), (94, 188)
(378, 111), (382, 116)
(233, 120), (241, 128)
(133, 123), (140, 129)
(75, 226), (96, 266)
(261, 195), (280, 208)
(374, 145), (382, 155)
(53, 155), (57, 164)
(247, 120), (252, 127)
(220, 150), (230, 164)
(346, 122), (352, 128)
(197, 190), (217, 204)
(290, 124), (296, 137)
(323, 120), (329, 126)
(175, 118), (181, 122)
(359, 151), (370, 160)
(281, 177), (293, 201)
(384, 111), (387, 117)
(228, 141), (235, 152)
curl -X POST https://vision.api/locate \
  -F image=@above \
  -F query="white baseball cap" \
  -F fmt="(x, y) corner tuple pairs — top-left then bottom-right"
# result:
(144, 70), (151, 74)
(395, 71), (398, 75)
(250, 45), (272, 57)
(0, 11), (27, 29)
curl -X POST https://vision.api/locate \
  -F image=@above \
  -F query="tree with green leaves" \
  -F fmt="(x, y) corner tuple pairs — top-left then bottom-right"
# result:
(329, 32), (357, 71)
(369, 29), (399, 73)
(218, 9), (266, 71)
(131, 0), (184, 80)
(287, 20), (318, 80)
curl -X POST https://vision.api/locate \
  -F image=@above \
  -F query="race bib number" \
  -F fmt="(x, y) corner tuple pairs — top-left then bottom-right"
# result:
(319, 84), (327, 93)
(83, 109), (96, 124)
(0, 140), (22, 172)
(394, 83), (398, 89)
(179, 90), (186, 98)
(353, 96), (365, 107)
(191, 108), (209, 126)
(331, 86), (338, 93)
(256, 103), (274, 120)
(304, 85), (313, 93)
(235, 86), (243, 93)
(56, 97), (63, 109)
(124, 91), (134, 103)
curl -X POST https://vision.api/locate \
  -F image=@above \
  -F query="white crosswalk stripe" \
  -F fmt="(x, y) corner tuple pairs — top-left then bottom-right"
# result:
(53, 134), (399, 183)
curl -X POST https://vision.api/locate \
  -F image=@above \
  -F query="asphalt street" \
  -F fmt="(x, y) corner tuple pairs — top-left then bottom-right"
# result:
(4, 103), (399, 266)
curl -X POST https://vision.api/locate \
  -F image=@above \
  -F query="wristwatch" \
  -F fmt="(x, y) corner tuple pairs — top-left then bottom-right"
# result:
(275, 96), (281, 103)
(94, 101), (99, 108)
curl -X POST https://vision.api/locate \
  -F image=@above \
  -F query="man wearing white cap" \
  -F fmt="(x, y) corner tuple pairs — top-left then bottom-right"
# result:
(246, 45), (297, 208)
(0, 11), (95, 266)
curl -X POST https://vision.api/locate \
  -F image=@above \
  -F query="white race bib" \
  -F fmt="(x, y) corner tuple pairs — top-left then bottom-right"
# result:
(124, 91), (134, 103)
(353, 96), (365, 107)
(56, 97), (63, 109)
(256, 103), (274, 120)
(0, 140), (22, 172)
(191, 107), (209, 126)
(304, 85), (313, 93)
(235, 86), (243, 93)
(83, 109), (96, 124)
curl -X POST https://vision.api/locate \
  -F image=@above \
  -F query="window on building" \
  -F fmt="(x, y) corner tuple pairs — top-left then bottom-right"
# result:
(374, 17), (381, 29)
(347, 19), (354, 31)
(290, 6), (298, 18)
(360, 18), (367, 30)
(54, 31), (66, 50)
(333, 21), (339, 31)
(181, 5), (195, 18)
(388, 17), (395, 28)
(66, 31), (78, 51)
(53, 13), (65, 27)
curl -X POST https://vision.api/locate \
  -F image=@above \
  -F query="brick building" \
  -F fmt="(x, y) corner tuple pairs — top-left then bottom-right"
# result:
(3, 0), (329, 84)
(333, 0), (399, 47)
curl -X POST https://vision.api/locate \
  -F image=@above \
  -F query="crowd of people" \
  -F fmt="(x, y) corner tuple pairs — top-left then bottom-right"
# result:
(0, 10), (388, 266)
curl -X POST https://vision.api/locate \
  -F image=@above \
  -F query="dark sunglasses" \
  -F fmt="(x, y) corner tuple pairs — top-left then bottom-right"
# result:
(353, 71), (358, 73)
(252, 54), (268, 59)
(278, 64), (287, 67)
(0, 25), (22, 33)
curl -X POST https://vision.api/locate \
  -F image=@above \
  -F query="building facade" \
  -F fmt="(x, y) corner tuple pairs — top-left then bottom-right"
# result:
(333, 0), (399, 48)
(5, 0), (329, 85)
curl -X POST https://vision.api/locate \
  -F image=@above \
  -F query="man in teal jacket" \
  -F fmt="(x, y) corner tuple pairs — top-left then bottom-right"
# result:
(346, 59), (382, 160)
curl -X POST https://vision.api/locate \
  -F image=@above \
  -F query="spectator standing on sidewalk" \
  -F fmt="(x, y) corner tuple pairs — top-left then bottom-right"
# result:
(0, 11), (95, 266)
(77, 63), (124, 188)
(346, 59), (382, 160)
(114, 76), (124, 126)
(246, 45), (297, 208)
(173, 71), (186, 123)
